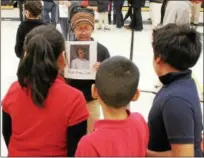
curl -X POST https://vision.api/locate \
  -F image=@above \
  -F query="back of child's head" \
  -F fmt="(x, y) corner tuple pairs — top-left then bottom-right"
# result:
(95, 56), (140, 108)
(152, 24), (202, 70)
(24, 0), (42, 17)
(17, 25), (65, 107)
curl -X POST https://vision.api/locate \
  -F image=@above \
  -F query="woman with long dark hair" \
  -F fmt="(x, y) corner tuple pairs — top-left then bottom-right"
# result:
(2, 25), (88, 157)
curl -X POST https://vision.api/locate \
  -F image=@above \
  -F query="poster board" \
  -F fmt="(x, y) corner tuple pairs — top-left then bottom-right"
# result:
(64, 41), (97, 80)
(59, 4), (69, 18)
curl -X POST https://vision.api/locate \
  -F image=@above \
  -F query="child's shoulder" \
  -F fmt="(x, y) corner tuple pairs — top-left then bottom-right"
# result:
(53, 76), (83, 95)
(129, 112), (147, 126)
(17, 21), (30, 31)
(129, 112), (149, 137)
(52, 76), (86, 103)
(1, 81), (21, 109)
(4, 81), (21, 94)
(19, 20), (27, 27)
(77, 129), (101, 147)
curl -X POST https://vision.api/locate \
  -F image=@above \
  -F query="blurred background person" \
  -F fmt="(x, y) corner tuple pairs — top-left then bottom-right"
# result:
(18, 0), (25, 22)
(15, 1), (44, 59)
(123, 0), (132, 23)
(149, 0), (163, 28)
(113, 0), (125, 28)
(56, 0), (81, 41)
(191, 0), (203, 27)
(161, 0), (191, 26)
(126, 0), (145, 31)
(97, 0), (110, 30)
(43, 0), (57, 26)
(108, 0), (116, 25)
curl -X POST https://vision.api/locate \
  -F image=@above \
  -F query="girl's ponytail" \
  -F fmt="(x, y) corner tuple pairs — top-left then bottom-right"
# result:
(17, 35), (58, 107)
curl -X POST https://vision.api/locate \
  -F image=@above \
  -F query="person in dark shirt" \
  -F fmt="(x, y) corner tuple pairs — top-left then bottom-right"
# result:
(126, 0), (145, 31)
(67, 6), (110, 133)
(43, 0), (57, 26)
(2, 25), (88, 156)
(97, 0), (110, 30)
(147, 24), (203, 156)
(112, 0), (125, 28)
(15, 1), (44, 59)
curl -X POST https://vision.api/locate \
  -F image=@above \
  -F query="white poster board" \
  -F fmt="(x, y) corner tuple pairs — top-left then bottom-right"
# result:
(59, 4), (69, 18)
(64, 41), (97, 80)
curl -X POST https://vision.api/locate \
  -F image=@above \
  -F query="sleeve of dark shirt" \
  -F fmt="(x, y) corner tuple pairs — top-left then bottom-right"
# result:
(15, 24), (24, 58)
(67, 120), (87, 157)
(2, 110), (12, 148)
(162, 97), (194, 144)
(97, 43), (110, 61)
(103, 46), (110, 59)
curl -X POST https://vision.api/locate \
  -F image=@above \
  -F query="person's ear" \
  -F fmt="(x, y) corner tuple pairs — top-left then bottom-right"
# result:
(73, 28), (77, 35)
(57, 51), (67, 70)
(91, 84), (99, 99)
(132, 89), (140, 101)
(155, 56), (162, 65)
(89, 27), (94, 34)
(25, 10), (30, 18)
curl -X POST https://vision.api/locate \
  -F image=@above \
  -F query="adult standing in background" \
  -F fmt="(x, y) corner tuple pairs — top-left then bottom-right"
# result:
(56, 0), (81, 41)
(18, 0), (25, 22)
(128, 0), (145, 31)
(190, 0), (203, 27)
(161, 0), (191, 26)
(112, 0), (125, 28)
(108, 0), (116, 25)
(123, 0), (133, 23)
(43, 0), (57, 26)
(149, 0), (163, 28)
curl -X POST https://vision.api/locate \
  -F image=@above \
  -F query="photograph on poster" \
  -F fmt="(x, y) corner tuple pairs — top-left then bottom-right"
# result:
(70, 45), (90, 70)
(64, 41), (97, 80)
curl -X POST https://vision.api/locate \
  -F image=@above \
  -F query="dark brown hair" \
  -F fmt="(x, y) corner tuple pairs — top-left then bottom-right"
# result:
(17, 25), (65, 107)
(24, 0), (42, 17)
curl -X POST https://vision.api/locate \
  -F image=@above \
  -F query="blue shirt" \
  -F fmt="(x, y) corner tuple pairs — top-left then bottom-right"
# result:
(148, 70), (203, 156)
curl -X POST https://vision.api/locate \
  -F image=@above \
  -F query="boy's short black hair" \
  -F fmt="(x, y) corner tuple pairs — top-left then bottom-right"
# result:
(95, 56), (140, 108)
(24, 1), (42, 17)
(152, 24), (202, 70)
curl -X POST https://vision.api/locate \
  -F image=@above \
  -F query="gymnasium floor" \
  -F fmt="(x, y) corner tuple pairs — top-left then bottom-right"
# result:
(1, 8), (203, 156)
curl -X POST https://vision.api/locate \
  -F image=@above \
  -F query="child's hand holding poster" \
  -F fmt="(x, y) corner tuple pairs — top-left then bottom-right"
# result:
(64, 41), (97, 80)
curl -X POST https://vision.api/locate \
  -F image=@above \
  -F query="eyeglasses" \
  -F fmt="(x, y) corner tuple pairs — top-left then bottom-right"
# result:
(74, 26), (93, 34)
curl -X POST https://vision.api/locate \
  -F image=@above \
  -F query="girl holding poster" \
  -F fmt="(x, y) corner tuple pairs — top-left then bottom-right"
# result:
(66, 6), (110, 133)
